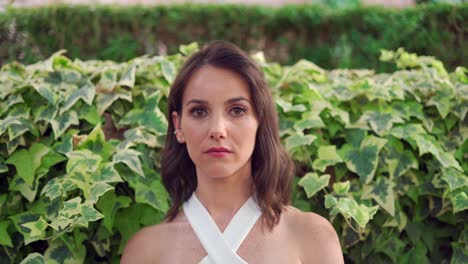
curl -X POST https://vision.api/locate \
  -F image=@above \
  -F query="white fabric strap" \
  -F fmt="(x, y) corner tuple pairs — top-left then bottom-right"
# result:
(183, 193), (262, 264)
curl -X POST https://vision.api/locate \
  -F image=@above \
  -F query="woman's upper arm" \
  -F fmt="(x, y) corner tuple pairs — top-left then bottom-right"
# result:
(295, 213), (344, 264)
(121, 228), (162, 263)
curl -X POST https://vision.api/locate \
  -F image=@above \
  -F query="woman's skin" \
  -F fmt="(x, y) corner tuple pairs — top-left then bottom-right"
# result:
(121, 65), (344, 264)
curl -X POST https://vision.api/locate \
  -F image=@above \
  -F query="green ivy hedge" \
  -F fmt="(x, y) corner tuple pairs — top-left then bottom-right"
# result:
(0, 3), (467, 72)
(0, 44), (466, 263)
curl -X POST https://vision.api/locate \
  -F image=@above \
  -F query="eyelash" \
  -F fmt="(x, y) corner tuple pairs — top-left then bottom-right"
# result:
(189, 106), (247, 118)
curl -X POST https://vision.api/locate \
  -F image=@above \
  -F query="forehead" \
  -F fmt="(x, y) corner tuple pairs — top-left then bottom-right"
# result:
(182, 65), (251, 104)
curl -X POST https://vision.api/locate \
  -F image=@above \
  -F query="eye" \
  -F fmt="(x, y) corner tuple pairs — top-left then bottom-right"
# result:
(190, 107), (207, 118)
(230, 106), (247, 116)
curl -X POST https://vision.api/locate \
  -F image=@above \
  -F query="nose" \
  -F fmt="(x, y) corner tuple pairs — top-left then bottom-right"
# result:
(209, 114), (227, 140)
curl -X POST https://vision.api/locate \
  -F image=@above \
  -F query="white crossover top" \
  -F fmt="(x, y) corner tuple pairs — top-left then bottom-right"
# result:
(183, 192), (262, 264)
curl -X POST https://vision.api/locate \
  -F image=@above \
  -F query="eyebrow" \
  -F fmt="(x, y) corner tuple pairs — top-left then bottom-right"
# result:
(185, 97), (250, 106)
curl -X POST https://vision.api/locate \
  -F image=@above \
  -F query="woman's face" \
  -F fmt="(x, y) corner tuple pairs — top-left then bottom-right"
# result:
(172, 65), (259, 180)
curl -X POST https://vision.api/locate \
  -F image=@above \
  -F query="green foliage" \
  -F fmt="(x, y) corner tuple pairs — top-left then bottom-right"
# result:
(0, 3), (467, 72)
(0, 45), (466, 263)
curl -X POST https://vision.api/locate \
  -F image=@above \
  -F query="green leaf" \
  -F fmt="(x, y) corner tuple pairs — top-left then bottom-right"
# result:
(96, 191), (131, 232)
(338, 133), (387, 184)
(119, 91), (167, 135)
(113, 149), (144, 176)
(332, 181), (350, 195)
(66, 149), (102, 174)
(0, 220), (13, 247)
(284, 133), (316, 152)
(76, 124), (115, 161)
(451, 242), (468, 264)
(298, 173), (330, 198)
(19, 253), (46, 264)
(362, 177), (396, 216)
(10, 213), (43, 245)
(51, 111), (79, 140)
(312, 145), (343, 172)
(179, 42), (199, 56)
(5, 143), (50, 186)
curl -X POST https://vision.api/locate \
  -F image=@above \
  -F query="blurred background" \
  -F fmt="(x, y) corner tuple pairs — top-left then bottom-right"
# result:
(0, 0), (466, 71)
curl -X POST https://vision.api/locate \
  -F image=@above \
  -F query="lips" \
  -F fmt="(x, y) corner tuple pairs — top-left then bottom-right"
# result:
(205, 147), (232, 153)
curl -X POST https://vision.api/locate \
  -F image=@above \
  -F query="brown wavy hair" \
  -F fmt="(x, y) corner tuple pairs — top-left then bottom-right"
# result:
(161, 40), (294, 230)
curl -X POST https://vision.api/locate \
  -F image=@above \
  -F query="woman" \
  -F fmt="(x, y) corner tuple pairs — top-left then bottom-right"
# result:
(121, 41), (343, 263)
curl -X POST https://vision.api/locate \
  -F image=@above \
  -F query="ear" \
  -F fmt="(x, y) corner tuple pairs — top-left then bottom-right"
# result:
(171, 111), (185, 143)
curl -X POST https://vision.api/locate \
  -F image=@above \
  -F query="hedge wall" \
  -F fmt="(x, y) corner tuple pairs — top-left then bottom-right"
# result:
(0, 3), (467, 72)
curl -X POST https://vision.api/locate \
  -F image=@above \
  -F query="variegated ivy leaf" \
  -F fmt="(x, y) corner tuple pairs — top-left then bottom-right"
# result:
(21, 216), (48, 238)
(338, 131), (387, 184)
(94, 162), (123, 183)
(19, 253), (45, 264)
(362, 177), (396, 216)
(8, 118), (39, 140)
(385, 137), (418, 178)
(333, 181), (350, 195)
(0, 115), (22, 136)
(119, 91), (168, 135)
(88, 182), (114, 204)
(96, 191), (132, 232)
(66, 149), (102, 174)
(284, 133), (316, 152)
(276, 97), (307, 113)
(80, 202), (104, 223)
(298, 173), (330, 198)
(415, 134), (462, 171)
(161, 59), (176, 84)
(60, 81), (95, 115)
(118, 127), (159, 150)
(113, 148), (144, 176)
(390, 124), (426, 147)
(10, 212), (43, 245)
(30, 82), (59, 105)
(312, 145), (343, 172)
(50, 110), (79, 140)
(294, 110), (325, 131)
(449, 189), (468, 213)
(75, 124), (115, 161)
(96, 87), (132, 115)
(119, 64), (136, 88)
(97, 70), (117, 93)
(0, 94), (24, 116)
(326, 196), (379, 229)
(426, 87), (455, 118)
(44, 234), (86, 264)
(356, 106), (405, 136)
(135, 178), (169, 213)
(441, 167), (468, 192)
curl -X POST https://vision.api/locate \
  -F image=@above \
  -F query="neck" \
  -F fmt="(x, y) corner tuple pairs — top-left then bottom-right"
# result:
(194, 170), (254, 228)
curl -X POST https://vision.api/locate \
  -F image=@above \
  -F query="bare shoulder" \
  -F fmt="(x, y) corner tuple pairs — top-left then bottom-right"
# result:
(121, 221), (169, 264)
(283, 206), (344, 264)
